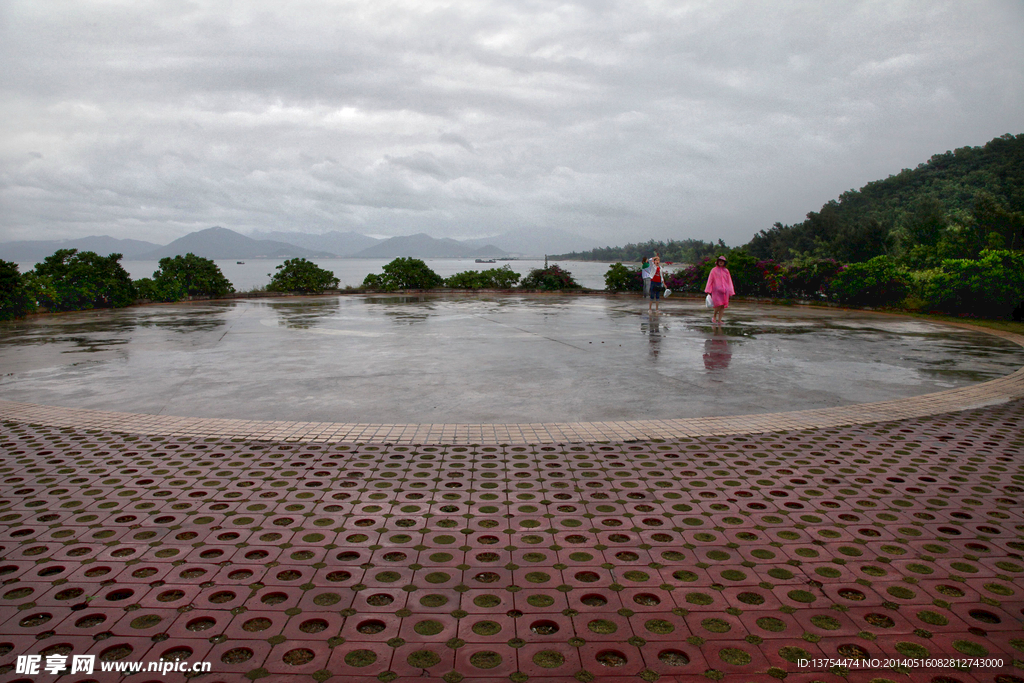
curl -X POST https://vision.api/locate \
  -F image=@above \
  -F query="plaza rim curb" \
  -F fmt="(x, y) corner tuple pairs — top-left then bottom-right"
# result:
(1, 315), (1022, 445)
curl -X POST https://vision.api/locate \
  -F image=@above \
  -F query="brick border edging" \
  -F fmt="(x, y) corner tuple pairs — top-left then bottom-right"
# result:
(2, 321), (1022, 444)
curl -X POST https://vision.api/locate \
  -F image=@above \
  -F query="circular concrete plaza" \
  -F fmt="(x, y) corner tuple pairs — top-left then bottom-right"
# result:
(1, 295), (1023, 682)
(0, 294), (1023, 442)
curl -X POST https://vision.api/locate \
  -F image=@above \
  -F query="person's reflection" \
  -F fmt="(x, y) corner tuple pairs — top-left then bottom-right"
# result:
(703, 325), (731, 371)
(641, 312), (662, 359)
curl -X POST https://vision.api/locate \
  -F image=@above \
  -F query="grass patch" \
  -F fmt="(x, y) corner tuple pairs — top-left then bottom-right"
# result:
(952, 640), (988, 657)
(407, 650), (441, 668)
(532, 650), (565, 668)
(916, 610), (948, 626)
(468, 651), (502, 669)
(718, 648), (752, 666)
(756, 617), (787, 632)
(344, 650), (378, 667)
(421, 594), (449, 607)
(645, 619), (674, 634)
(471, 621), (501, 636)
(895, 642), (929, 658)
(413, 620), (444, 636)
(702, 618), (731, 633)
(778, 646), (810, 663)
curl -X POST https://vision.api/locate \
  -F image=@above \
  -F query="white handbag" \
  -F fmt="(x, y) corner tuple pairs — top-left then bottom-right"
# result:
(663, 288), (671, 297)
(705, 294), (713, 308)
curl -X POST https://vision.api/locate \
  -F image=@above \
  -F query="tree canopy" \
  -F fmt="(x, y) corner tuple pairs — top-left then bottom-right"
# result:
(550, 238), (725, 264)
(137, 253), (234, 301)
(362, 257), (443, 291)
(32, 249), (136, 311)
(268, 258), (340, 293)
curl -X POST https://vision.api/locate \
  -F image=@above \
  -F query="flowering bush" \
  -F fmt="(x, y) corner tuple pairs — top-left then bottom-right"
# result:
(664, 261), (709, 292)
(755, 260), (785, 297)
(784, 258), (843, 299)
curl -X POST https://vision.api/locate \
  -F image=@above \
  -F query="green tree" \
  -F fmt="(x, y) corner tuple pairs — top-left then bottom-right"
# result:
(518, 264), (581, 291)
(920, 249), (1024, 319)
(552, 238), (723, 264)
(362, 258), (443, 291)
(972, 191), (1023, 251)
(268, 258), (340, 293)
(145, 253), (234, 301)
(828, 256), (911, 307)
(834, 218), (893, 263)
(0, 261), (38, 320)
(902, 197), (947, 247)
(33, 249), (136, 311)
(604, 263), (642, 292)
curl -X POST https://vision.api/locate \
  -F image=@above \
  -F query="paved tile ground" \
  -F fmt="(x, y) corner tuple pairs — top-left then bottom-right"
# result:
(1, 400), (1022, 683)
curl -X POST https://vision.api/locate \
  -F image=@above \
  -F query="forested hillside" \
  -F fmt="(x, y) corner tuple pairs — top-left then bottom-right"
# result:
(551, 238), (725, 263)
(555, 134), (1022, 267)
(747, 133), (1023, 265)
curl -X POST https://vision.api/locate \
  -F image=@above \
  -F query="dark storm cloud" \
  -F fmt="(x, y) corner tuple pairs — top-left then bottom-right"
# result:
(1, 0), (1022, 245)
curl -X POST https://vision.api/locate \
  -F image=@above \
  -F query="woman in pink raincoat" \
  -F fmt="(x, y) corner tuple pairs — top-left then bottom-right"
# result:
(704, 255), (735, 325)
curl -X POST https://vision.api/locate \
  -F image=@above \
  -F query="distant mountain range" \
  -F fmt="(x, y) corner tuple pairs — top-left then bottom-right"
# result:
(250, 230), (383, 256)
(139, 227), (333, 260)
(1, 226), (600, 262)
(0, 235), (161, 262)
(354, 233), (505, 258)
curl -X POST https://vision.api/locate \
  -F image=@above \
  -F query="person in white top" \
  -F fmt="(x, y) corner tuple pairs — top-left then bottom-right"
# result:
(647, 256), (665, 312)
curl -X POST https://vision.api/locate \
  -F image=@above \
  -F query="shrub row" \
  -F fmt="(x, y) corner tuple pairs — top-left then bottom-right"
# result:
(362, 260), (578, 292)
(605, 249), (1024, 319)
(1, 251), (243, 320)
(5, 249), (1019, 321)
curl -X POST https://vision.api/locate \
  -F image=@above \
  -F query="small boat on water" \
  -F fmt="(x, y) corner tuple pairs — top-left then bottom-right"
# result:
(475, 258), (496, 263)
(237, 261), (245, 264)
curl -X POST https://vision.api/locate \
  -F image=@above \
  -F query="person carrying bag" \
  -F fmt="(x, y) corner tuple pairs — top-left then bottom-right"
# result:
(648, 256), (665, 312)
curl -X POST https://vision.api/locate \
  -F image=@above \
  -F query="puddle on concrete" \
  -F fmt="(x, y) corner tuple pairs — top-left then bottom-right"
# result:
(0, 295), (1020, 423)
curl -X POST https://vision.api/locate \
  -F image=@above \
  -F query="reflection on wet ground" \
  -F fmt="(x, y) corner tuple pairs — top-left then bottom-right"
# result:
(0, 294), (1020, 424)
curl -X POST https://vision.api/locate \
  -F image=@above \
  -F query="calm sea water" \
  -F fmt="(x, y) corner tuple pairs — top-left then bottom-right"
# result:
(18, 258), (624, 291)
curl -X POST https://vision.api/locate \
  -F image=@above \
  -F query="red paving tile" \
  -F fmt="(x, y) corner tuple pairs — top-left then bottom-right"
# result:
(1, 400), (1023, 681)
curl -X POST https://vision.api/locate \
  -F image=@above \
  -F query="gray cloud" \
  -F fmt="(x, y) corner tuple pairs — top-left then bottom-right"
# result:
(1, 0), (1022, 246)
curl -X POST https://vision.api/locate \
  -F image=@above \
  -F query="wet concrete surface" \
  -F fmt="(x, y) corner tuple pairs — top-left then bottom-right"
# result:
(1, 294), (1021, 424)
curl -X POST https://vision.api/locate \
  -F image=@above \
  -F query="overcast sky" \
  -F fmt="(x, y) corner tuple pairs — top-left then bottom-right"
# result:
(1, 0), (1022, 247)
